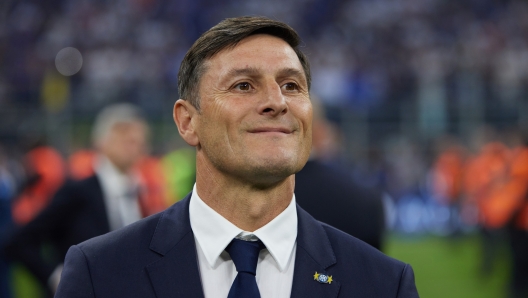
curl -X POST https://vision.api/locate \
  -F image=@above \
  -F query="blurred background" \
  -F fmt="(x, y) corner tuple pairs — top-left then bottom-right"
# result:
(2, 0), (528, 297)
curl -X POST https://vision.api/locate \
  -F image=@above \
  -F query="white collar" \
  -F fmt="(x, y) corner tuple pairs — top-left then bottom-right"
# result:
(94, 155), (138, 194)
(189, 184), (297, 272)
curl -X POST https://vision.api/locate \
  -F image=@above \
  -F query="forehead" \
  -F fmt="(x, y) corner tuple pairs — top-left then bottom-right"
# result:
(110, 120), (147, 134)
(203, 34), (304, 77)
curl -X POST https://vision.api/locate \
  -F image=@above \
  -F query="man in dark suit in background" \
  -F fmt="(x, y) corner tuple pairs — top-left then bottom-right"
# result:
(4, 103), (166, 296)
(56, 16), (419, 297)
(296, 98), (386, 250)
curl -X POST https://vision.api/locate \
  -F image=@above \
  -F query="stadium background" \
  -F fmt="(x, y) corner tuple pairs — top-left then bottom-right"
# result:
(2, 0), (528, 297)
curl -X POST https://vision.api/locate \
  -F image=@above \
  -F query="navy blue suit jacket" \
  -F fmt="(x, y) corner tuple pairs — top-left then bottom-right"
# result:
(56, 194), (419, 297)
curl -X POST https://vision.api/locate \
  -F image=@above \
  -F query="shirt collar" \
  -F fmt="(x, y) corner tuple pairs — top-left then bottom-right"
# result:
(94, 155), (134, 189)
(189, 184), (297, 271)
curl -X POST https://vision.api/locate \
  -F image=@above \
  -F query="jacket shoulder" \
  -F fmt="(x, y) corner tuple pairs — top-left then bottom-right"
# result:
(76, 194), (191, 260)
(320, 223), (418, 297)
(77, 210), (162, 256)
(321, 222), (405, 269)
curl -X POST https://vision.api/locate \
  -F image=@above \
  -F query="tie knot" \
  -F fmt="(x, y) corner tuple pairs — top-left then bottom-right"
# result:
(226, 238), (265, 275)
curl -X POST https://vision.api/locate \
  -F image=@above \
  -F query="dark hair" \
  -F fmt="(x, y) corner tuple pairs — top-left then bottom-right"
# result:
(177, 16), (311, 110)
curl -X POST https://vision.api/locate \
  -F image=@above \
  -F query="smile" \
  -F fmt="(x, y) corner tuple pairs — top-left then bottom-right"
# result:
(249, 127), (293, 134)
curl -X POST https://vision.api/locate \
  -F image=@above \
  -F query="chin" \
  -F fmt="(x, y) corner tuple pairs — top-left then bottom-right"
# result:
(248, 157), (303, 181)
(114, 160), (136, 172)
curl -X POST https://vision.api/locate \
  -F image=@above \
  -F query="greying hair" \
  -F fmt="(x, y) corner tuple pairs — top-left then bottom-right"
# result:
(177, 16), (311, 110)
(91, 103), (145, 146)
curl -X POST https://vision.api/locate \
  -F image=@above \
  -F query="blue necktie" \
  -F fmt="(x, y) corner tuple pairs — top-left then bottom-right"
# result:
(225, 238), (265, 298)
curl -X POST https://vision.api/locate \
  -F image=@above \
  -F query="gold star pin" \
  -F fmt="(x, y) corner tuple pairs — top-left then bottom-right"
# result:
(314, 271), (333, 284)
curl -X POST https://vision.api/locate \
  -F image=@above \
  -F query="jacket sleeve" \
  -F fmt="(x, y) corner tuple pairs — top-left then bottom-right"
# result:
(397, 264), (420, 298)
(55, 245), (95, 298)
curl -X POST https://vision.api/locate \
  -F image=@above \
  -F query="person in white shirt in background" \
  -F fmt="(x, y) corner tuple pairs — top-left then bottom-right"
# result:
(4, 103), (157, 296)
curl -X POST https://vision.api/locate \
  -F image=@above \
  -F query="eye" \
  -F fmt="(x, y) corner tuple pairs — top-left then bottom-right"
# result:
(283, 82), (299, 91)
(234, 82), (252, 91)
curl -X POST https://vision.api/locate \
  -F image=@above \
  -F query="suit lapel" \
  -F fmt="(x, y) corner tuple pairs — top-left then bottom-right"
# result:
(291, 205), (341, 298)
(144, 196), (341, 297)
(146, 195), (205, 298)
(87, 175), (111, 233)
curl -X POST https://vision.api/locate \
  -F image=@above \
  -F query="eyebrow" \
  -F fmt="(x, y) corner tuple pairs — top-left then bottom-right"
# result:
(225, 67), (307, 82)
(276, 68), (307, 83)
(226, 67), (261, 78)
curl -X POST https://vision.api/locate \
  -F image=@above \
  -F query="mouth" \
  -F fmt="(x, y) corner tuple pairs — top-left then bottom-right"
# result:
(248, 127), (293, 134)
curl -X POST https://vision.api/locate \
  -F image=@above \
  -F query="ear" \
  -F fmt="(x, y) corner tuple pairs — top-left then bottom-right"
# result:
(173, 99), (200, 147)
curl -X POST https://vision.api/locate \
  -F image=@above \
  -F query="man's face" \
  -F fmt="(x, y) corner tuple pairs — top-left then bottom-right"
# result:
(192, 34), (312, 185)
(101, 121), (147, 172)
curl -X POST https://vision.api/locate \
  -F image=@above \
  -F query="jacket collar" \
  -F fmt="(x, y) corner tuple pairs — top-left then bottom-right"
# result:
(290, 205), (341, 298)
(145, 193), (340, 298)
(146, 194), (205, 298)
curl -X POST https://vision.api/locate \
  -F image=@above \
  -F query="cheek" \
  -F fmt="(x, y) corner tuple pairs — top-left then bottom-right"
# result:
(198, 107), (239, 142)
(118, 136), (144, 156)
(295, 102), (313, 132)
(296, 103), (313, 152)
(126, 143), (141, 157)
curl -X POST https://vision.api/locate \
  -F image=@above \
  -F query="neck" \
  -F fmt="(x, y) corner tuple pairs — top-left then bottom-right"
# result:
(106, 157), (132, 175)
(195, 158), (295, 232)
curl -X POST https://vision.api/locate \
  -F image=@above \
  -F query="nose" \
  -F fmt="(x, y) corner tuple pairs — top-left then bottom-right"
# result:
(258, 80), (288, 117)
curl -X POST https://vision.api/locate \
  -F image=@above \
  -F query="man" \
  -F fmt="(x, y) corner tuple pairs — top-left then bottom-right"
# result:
(56, 17), (419, 297)
(4, 103), (166, 296)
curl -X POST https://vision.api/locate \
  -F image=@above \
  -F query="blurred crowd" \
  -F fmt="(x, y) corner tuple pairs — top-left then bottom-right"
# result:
(2, 0), (528, 297)
(2, 0), (528, 136)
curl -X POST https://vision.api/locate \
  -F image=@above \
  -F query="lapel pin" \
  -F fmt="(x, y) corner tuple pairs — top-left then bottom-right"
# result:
(313, 271), (333, 284)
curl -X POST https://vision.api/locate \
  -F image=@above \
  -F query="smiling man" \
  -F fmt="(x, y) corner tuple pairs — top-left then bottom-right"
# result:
(56, 16), (419, 298)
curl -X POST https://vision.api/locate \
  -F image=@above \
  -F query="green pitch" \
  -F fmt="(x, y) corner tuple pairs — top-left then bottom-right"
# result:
(385, 234), (511, 298)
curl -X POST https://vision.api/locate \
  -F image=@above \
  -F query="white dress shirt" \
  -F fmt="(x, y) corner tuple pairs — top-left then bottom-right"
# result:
(95, 156), (142, 231)
(189, 184), (297, 298)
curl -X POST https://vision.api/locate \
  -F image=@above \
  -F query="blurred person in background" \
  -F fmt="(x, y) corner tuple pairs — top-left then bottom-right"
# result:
(67, 147), (168, 212)
(11, 142), (66, 225)
(3, 103), (167, 296)
(295, 97), (386, 250)
(429, 135), (467, 235)
(463, 130), (510, 276)
(505, 144), (528, 298)
(461, 127), (528, 297)
(478, 129), (528, 298)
